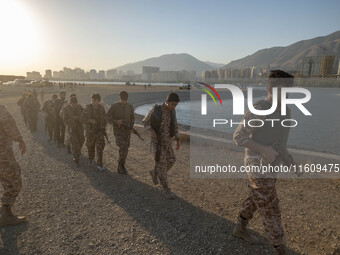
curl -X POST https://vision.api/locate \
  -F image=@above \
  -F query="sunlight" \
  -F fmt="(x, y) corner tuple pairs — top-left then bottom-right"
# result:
(0, 0), (42, 70)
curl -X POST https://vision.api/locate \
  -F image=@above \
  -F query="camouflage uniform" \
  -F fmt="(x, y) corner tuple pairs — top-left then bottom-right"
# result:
(233, 98), (291, 247)
(0, 105), (23, 206)
(23, 95), (40, 132)
(83, 104), (107, 166)
(53, 98), (67, 146)
(107, 102), (134, 165)
(17, 95), (27, 126)
(143, 104), (178, 186)
(42, 99), (56, 141)
(61, 104), (85, 161)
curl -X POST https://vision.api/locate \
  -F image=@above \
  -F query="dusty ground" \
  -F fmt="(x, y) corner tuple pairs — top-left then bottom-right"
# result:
(0, 85), (339, 255)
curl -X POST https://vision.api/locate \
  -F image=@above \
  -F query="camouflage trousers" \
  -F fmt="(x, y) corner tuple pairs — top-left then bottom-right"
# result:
(86, 133), (105, 165)
(154, 139), (176, 186)
(66, 128), (85, 161)
(114, 128), (131, 165)
(26, 111), (38, 131)
(0, 148), (22, 206)
(239, 158), (285, 247)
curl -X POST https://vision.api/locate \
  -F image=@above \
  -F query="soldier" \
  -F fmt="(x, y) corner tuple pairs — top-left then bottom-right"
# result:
(23, 93), (40, 132)
(54, 91), (67, 148)
(60, 97), (85, 166)
(233, 70), (295, 255)
(82, 93), (107, 171)
(106, 91), (134, 174)
(61, 94), (78, 153)
(42, 94), (57, 143)
(0, 104), (27, 226)
(142, 93), (180, 200)
(17, 93), (28, 126)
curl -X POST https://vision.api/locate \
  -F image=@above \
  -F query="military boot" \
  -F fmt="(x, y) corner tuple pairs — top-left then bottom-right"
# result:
(274, 245), (286, 255)
(118, 163), (127, 175)
(149, 170), (159, 185)
(0, 205), (27, 226)
(162, 184), (175, 200)
(233, 215), (259, 244)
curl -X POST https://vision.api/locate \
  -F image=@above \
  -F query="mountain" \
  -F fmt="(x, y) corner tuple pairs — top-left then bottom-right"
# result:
(204, 61), (225, 69)
(223, 31), (340, 71)
(112, 53), (215, 74)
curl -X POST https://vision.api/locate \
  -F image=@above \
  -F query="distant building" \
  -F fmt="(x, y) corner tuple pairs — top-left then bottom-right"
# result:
(26, 71), (42, 80)
(89, 69), (98, 80)
(217, 69), (224, 81)
(98, 70), (106, 80)
(337, 60), (340, 76)
(107, 69), (118, 79)
(201, 70), (211, 82)
(142, 66), (160, 81)
(44, 70), (52, 79)
(302, 56), (335, 77)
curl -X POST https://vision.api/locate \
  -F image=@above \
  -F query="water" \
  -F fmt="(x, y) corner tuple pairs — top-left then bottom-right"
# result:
(135, 88), (340, 155)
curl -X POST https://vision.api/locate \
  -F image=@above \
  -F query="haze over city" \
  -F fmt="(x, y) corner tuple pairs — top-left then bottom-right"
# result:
(1, 0), (340, 76)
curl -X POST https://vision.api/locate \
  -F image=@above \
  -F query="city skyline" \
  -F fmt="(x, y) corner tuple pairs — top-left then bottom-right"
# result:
(1, 0), (340, 76)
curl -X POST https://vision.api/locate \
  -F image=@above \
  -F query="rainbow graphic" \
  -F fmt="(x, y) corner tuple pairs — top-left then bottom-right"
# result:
(196, 82), (223, 106)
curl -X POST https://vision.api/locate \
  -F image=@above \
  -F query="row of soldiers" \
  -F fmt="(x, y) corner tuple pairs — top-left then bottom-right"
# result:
(2, 70), (294, 254)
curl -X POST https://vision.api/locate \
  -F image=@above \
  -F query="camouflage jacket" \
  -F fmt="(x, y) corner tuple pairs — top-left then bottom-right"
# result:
(0, 105), (22, 151)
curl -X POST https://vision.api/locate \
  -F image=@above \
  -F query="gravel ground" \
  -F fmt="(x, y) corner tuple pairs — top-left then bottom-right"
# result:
(0, 85), (339, 255)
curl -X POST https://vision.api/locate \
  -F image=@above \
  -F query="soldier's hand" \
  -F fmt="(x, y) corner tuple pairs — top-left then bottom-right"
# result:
(89, 119), (97, 125)
(175, 140), (180, 150)
(19, 139), (26, 154)
(262, 146), (279, 164)
(116, 120), (123, 126)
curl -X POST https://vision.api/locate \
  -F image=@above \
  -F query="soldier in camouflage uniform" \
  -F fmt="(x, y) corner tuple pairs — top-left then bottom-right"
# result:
(42, 94), (58, 142)
(17, 93), (28, 127)
(23, 93), (40, 132)
(143, 93), (180, 200)
(106, 91), (134, 174)
(60, 97), (85, 166)
(0, 104), (27, 226)
(83, 93), (107, 171)
(61, 94), (77, 153)
(54, 91), (67, 148)
(233, 70), (295, 255)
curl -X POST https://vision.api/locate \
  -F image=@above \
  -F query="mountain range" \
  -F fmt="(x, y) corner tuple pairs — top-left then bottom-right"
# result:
(112, 31), (340, 74)
(223, 31), (340, 70)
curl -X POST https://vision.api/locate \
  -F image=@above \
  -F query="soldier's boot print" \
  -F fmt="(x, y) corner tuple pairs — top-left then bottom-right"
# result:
(0, 205), (27, 226)
(149, 170), (159, 185)
(233, 215), (259, 244)
(274, 245), (286, 255)
(162, 184), (175, 200)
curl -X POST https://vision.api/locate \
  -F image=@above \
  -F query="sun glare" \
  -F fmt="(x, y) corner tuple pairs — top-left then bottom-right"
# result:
(0, 0), (42, 71)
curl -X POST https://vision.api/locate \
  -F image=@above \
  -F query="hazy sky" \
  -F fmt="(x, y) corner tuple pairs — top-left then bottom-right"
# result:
(0, 0), (339, 75)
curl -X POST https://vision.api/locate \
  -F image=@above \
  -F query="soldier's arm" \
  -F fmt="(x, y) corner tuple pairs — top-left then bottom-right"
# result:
(106, 105), (115, 124)
(82, 105), (90, 124)
(0, 105), (23, 142)
(142, 105), (155, 131)
(233, 109), (278, 162)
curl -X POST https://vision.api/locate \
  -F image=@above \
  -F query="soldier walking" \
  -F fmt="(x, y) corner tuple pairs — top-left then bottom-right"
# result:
(106, 91), (134, 174)
(54, 91), (67, 148)
(60, 97), (85, 166)
(0, 105), (27, 226)
(17, 93), (28, 127)
(23, 93), (40, 132)
(42, 94), (57, 142)
(82, 93), (107, 171)
(233, 70), (295, 255)
(142, 93), (180, 200)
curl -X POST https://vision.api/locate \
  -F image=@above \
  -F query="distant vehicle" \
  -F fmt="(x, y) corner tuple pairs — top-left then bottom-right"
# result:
(12, 79), (34, 87)
(3, 81), (15, 86)
(179, 84), (191, 90)
(27, 80), (53, 87)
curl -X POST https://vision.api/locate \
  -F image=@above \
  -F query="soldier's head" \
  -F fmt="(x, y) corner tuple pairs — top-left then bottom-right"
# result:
(60, 91), (66, 100)
(267, 70), (294, 102)
(69, 93), (77, 100)
(70, 97), (78, 108)
(91, 93), (101, 107)
(165, 93), (180, 112)
(52, 94), (58, 100)
(119, 91), (128, 103)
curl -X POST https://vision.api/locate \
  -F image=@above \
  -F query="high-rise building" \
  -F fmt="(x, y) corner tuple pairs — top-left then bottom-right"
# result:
(107, 69), (118, 79)
(142, 66), (160, 81)
(89, 69), (98, 80)
(201, 70), (211, 82)
(98, 70), (106, 80)
(26, 71), (42, 80)
(217, 69), (224, 81)
(44, 70), (52, 79)
(320, 56), (334, 77)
